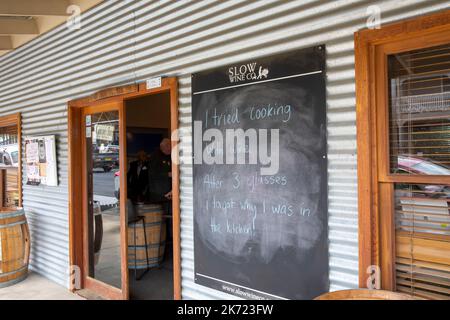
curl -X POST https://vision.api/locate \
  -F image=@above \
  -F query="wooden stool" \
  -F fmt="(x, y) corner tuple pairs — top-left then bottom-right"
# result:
(314, 289), (419, 300)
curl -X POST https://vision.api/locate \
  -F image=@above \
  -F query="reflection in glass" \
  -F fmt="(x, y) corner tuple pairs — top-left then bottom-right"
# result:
(394, 183), (450, 299)
(86, 111), (121, 288)
(388, 44), (450, 175)
(0, 125), (19, 207)
(395, 183), (450, 236)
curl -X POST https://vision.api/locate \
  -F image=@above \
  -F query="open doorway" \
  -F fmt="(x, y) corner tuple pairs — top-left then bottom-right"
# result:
(124, 92), (174, 300)
(68, 79), (181, 300)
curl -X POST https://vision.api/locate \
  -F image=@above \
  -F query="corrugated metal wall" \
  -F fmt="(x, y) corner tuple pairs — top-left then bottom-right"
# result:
(0, 0), (449, 298)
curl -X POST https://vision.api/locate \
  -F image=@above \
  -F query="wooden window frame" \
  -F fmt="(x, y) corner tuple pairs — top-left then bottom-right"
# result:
(0, 113), (22, 208)
(355, 9), (450, 289)
(68, 78), (181, 299)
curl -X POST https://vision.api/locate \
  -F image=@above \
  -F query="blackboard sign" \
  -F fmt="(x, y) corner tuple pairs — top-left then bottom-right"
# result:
(192, 46), (328, 300)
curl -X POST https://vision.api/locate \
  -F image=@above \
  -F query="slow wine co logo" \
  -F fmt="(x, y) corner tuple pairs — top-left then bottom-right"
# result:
(228, 62), (269, 83)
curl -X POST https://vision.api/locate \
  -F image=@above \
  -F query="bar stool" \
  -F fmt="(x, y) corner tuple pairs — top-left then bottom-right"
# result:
(128, 215), (150, 281)
(127, 200), (149, 280)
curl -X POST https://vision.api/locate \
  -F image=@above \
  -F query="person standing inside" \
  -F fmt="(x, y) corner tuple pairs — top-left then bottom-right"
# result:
(147, 138), (172, 203)
(147, 138), (173, 246)
(127, 150), (149, 203)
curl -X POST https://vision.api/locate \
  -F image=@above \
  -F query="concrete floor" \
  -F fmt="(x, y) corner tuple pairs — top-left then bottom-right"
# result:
(0, 206), (173, 300)
(129, 246), (174, 300)
(93, 208), (174, 299)
(0, 272), (83, 300)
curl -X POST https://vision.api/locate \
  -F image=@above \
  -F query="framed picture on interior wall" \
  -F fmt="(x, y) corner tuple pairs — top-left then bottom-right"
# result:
(24, 135), (58, 186)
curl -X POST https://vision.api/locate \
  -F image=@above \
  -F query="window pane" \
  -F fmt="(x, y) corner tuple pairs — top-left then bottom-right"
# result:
(388, 44), (450, 175)
(395, 183), (450, 237)
(0, 125), (19, 208)
(394, 183), (450, 300)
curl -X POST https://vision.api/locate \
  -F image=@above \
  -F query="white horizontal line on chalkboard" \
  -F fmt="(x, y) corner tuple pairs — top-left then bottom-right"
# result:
(196, 273), (288, 300)
(192, 70), (323, 95)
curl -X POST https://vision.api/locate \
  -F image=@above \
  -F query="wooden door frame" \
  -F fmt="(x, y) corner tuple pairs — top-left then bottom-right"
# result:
(354, 9), (450, 288)
(0, 113), (22, 208)
(68, 78), (181, 299)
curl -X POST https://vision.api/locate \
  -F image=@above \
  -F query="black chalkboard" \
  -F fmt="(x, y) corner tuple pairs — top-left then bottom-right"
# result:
(192, 46), (328, 300)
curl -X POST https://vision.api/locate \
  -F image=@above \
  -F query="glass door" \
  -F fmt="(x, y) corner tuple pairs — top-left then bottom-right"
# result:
(81, 102), (128, 299)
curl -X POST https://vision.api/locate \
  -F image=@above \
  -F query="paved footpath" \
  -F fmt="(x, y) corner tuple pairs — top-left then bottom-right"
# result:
(0, 272), (84, 300)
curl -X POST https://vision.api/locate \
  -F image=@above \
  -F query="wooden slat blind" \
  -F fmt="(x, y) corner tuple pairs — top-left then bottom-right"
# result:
(395, 180), (450, 299)
(394, 182), (450, 300)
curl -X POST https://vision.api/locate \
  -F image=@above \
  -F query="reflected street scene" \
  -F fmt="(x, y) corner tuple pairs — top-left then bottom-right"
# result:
(86, 111), (122, 289)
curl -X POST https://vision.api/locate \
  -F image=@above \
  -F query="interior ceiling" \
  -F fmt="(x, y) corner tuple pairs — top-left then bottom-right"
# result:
(0, 0), (104, 57)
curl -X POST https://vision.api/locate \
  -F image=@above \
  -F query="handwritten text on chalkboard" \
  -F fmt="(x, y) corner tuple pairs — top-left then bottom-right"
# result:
(192, 46), (329, 300)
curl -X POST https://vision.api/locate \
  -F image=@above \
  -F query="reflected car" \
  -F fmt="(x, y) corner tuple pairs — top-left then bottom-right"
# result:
(396, 155), (450, 196)
(93, 152), (119, 172)
(397, 155), (450, 176)
(105, 144), (119, 153)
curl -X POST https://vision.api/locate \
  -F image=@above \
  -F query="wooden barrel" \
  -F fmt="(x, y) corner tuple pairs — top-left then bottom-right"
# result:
(314, 289), (419, 300)
(128, 204), (166, 269)
(0, 208), (30, 288)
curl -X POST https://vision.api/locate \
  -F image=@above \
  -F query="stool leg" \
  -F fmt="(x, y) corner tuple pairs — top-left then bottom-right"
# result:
(136, 216), (149, 280)
(134, 222), (137, 281)
(157, 218), (163, 268)
(143, 218), (149, 273)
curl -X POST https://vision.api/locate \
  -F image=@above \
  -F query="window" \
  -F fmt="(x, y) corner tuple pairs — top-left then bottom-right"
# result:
(355, 10), (450, 300)
(388, 44), (450, 175)
(387, 44), (450, 299)
(0, 114), (21, 208)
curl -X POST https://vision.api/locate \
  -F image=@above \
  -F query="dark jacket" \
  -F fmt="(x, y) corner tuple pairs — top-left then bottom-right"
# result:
(147, 149), (171, 202)
(127, 160), (149, 202)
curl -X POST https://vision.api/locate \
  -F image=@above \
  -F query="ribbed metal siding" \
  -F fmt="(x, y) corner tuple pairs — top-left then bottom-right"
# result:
(1, 0), (449, 297)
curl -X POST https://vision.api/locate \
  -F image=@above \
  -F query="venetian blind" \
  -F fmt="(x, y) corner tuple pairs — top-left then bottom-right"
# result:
(395, 184), (450, 299)
(389, 44), (450, 175)
(388, 44), (450, 300)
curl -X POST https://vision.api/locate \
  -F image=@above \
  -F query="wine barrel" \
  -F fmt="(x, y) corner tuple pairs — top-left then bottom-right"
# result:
(0, 208), (30, 288)
(314, 289), (419, 300)
(128, 204), (166, 269)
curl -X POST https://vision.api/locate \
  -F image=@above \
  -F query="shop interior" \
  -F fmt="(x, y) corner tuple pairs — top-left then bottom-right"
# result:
(87, 92), (173, 300)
